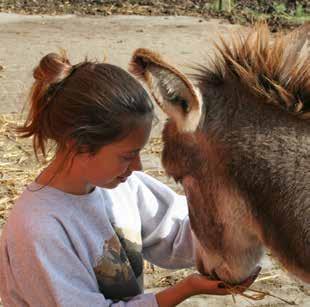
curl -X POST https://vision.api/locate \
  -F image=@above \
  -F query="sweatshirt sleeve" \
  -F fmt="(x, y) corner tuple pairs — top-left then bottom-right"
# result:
(130, 171), (195, 269)
(0, 214), (158, 307)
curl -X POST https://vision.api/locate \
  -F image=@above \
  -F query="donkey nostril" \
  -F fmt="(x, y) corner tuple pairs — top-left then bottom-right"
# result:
(211, 268), (220, 280)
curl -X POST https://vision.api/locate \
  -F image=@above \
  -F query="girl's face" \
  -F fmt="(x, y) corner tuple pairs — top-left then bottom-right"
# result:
(76, 119), (152, 189)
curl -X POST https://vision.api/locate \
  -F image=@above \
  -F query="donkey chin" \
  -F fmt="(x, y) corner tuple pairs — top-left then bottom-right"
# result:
(194, 233), (264, 285)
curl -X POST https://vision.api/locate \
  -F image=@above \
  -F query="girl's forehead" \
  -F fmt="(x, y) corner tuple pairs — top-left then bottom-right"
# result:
(114, 121), (152, 150)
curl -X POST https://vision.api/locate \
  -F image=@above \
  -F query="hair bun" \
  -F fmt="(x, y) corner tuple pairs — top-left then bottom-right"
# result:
(33, 51), (72, 86)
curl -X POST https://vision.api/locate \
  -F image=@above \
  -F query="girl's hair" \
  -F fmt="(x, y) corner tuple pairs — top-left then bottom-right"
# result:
(17, 51), (154, 158)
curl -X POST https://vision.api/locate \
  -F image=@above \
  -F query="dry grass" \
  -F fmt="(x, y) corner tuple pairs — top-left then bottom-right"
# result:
(0, 113), (53, 227)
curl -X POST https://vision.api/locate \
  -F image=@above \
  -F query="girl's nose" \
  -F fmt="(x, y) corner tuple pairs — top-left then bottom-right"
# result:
(130, 154), (143, 171)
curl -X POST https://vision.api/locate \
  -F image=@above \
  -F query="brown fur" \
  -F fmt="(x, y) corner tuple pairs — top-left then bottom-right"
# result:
(194, 23), (310, 117)
(130, 23), (310, 284)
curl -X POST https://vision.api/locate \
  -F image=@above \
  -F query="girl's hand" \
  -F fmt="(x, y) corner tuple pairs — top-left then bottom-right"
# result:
(156, 267), (261, 307)
(187, 266), (261, 296)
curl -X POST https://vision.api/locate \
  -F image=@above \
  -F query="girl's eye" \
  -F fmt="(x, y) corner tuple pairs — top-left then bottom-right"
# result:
(121, 153), (137, 161)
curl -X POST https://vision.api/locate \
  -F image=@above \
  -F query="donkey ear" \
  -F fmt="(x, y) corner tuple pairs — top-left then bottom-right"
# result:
(282, 22), (310, 70)
(129, 48), (202, 133)
(284, 22), (309, 56)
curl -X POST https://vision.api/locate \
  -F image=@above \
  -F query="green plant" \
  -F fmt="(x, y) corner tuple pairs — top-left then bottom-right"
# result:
(295, 4), (304, 17)
(217, 0), (234, 12)
(274, 2), (286, 14)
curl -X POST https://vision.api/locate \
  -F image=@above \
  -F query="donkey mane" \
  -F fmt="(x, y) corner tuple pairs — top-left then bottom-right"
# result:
(195, 24), (310, 118)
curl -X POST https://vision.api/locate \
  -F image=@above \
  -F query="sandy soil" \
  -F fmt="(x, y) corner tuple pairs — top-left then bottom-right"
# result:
(0, 13), (309, 306)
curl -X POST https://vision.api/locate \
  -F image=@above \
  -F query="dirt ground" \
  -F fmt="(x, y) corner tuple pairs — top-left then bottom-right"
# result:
(0, 13), (309, 306)
(1, 0), (309, 31)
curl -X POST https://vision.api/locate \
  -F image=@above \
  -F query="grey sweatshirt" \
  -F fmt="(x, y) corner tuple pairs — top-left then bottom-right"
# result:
(0, 171), (195, 307)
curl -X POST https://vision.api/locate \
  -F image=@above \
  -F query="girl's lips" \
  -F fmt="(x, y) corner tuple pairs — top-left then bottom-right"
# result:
(117, 172), (132, 182)
(117, 176), (127, 182)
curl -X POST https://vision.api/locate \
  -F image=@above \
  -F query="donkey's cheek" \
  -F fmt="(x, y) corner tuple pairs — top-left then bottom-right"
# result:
(193, 232), (222, 277)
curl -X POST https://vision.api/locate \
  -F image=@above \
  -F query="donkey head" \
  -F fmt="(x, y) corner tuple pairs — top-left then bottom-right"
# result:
(129, 44), (267, 284)
(129, 23), (310, 284)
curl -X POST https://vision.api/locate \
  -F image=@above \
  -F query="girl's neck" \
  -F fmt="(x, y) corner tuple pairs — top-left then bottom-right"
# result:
(36, 154), (93, 195)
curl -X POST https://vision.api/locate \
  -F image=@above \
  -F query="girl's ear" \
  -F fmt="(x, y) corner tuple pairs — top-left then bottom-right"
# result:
(129, 48), (202, 133)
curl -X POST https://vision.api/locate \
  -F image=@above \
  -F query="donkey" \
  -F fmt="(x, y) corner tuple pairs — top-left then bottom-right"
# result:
(129, 24), (310, 285)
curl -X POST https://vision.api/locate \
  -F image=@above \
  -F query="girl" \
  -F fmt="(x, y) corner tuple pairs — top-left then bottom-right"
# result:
(0, 52), (259, 307)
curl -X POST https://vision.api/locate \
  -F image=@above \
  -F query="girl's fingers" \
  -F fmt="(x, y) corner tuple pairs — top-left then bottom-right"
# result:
(195, 275), (234, 295)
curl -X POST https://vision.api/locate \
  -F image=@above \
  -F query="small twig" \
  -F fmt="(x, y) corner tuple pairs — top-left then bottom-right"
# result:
(256, 274), (280, 282)
(225, 283), (297, 305)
